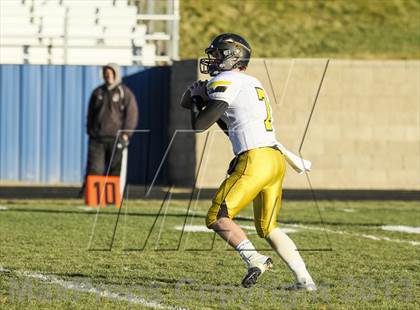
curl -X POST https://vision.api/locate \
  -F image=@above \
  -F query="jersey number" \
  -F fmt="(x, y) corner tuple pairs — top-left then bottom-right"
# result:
(255, 87), (273, 131)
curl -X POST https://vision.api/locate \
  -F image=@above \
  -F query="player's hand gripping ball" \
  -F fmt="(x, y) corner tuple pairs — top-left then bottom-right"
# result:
(189, 80), (208, 100)
(180, 80), (208, 109)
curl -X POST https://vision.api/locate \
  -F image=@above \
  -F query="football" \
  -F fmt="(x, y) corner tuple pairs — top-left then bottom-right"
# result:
(180, 88), (194, 109)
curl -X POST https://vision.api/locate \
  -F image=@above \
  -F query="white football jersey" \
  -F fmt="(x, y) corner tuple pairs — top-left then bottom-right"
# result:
(207, 71), (278, 155)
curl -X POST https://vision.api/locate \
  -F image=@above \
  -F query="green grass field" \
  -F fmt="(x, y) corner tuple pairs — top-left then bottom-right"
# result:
(0, 198), (419, 309)
(180, 0), (420, 59)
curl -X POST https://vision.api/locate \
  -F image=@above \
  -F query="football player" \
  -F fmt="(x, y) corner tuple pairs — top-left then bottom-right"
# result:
(181, 33), (316, 290)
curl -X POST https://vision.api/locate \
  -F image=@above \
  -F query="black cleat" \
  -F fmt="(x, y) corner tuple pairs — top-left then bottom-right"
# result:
(241, 257), (273, 288)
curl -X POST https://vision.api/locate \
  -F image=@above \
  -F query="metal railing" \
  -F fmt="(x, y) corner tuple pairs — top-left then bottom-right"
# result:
(0, 0), (180, 65)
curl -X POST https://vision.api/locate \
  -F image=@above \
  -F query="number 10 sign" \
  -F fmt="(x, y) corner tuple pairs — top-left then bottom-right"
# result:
(85, 175), (122, 207)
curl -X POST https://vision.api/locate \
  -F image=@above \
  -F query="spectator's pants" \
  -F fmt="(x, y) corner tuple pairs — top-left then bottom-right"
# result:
(86, 137), (123, 176)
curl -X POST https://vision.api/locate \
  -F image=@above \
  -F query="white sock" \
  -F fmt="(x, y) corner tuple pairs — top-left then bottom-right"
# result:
(235, 239), (265, 267)
(266, 228), (315, 285)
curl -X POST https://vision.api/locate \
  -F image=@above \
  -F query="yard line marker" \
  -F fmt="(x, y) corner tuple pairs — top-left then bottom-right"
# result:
(174, 225), (212, 233)
(0, 206), (8, 210)
(287, 224), (420, 246)
(76, 206), (95, 212)
(0, 267), (188, 310)
(154, 210), (419, 247)
(174, 225), (299, 234)
(361, 234), (381, 241)
(381, 225), (420, 234)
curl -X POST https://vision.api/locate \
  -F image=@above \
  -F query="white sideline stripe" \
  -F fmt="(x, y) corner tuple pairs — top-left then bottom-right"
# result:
(361, 234), (381, 241)
(218, 212), (420, 247)
(342, 208), (355, 213)
(174, 225), (212, 232)
(286, 224), (420, 246)
(0, 206), (8, 210)
(174, 225), (299, 234)
(238, 225), (299, 234)
(76, 206), (96, 212)
(0, 267), (187, 310)
(180, 211), (419, 246)
(381, 225), (420, 234)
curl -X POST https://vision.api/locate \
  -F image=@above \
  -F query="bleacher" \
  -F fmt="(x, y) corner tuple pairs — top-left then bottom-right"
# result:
(0, 0), (178, 65)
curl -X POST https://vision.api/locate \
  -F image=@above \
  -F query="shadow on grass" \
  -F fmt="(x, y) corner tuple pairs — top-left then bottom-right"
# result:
(3, 208), (384, 227)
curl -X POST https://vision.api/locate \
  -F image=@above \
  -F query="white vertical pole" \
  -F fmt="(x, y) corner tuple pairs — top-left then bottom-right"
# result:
(120, 147), (128, 195)
(166, 0), (173, 60)
(63, 7), (69, 64)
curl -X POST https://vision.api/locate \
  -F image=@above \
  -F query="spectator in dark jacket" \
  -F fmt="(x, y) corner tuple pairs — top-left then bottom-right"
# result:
(85, 63), (138, 180)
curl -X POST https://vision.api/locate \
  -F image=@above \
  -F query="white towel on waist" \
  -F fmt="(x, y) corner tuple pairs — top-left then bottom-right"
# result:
(275, 143), (311, 174)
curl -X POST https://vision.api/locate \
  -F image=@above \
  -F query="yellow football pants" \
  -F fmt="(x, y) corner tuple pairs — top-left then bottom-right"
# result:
(206, 147), (286, 238)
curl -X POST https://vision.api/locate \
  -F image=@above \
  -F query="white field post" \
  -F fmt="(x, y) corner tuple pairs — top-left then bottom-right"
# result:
(120, 147), (128, 195)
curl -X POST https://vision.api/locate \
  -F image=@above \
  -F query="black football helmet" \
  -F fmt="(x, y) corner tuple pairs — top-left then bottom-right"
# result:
(199, 33), (251, 76)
